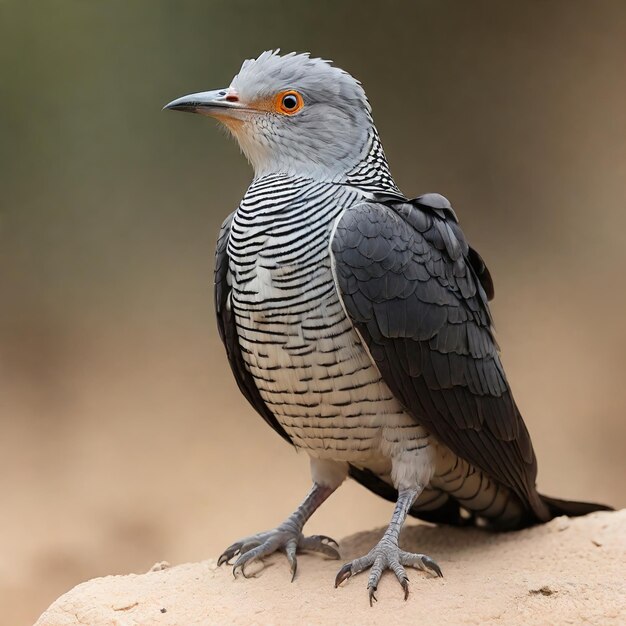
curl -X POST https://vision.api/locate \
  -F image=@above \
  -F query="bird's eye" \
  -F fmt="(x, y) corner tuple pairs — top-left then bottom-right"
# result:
(276, 90), (304, 115)
(282, 94), (298, 109)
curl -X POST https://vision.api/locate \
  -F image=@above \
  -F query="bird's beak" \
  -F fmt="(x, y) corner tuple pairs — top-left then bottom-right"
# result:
(163, 89), (245, 119)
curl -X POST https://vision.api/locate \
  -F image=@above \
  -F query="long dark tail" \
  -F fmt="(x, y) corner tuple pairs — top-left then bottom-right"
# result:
(348, 465), (613, 529)
(540, 494), (613, 519)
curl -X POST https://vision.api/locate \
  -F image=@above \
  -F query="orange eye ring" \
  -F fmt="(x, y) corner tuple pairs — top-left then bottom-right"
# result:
(275, 90), (304, 115)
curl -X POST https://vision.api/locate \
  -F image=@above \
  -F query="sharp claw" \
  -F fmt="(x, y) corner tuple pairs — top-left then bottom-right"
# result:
(318, 534), (339, 547)
(325, 546), (341, 560)
(334, 563), (353, 588)
(218, 543), (242, 567)
(299, 537), (340, 560)
(284, 538), (298, 582)
(401, 577), (409, 600)
(233, 551), (256, 579)
(233, 558), (253, 579)
(422, 556), (443, 578)
(368, 586), (377, 606)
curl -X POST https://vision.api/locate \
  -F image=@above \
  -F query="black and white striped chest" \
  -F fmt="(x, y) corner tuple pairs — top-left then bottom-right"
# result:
(224, 176), (424, 464)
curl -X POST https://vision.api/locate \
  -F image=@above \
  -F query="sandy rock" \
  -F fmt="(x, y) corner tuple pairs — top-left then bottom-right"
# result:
(35, 510), (626, 626)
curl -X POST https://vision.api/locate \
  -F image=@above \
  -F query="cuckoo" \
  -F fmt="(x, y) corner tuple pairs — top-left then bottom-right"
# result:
(165, 51), (611, 603)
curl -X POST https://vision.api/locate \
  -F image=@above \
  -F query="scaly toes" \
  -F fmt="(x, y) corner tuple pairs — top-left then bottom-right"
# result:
(232, 541), (278, 578)
(219, 529), (340, 581)
(239, 539), (263, 555)
(389, 560), (410, 599)
(218, 532), (269, 567)
(335, 551), (376, 588)
(299, 534), (340, 560)
(398, 550), (443, 577)
(366, 555), (386, 606)
(366, 555), (411, 604)
(335, 543), (442, 603)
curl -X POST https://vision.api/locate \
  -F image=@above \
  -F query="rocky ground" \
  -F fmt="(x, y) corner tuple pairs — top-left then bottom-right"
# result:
(35, 510), (625, 626)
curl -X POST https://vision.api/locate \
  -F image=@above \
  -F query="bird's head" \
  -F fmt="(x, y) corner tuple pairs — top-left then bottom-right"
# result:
(165, 50), (375, 180)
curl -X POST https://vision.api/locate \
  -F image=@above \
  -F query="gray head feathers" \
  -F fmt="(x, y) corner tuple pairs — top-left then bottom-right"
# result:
(232, 50), (371, 117)
(224, 50), (382, 181)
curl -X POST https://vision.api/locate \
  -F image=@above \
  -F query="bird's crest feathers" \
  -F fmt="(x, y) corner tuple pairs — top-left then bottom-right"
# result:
(231, 50), (371, 114)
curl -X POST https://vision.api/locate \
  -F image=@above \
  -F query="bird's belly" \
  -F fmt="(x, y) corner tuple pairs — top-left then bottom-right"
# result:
(232, 263), (429, 467)
(231, 258), (525, 526)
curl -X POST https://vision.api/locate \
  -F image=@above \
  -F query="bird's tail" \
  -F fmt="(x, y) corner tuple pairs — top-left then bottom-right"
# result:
(540, 493), (613, 519)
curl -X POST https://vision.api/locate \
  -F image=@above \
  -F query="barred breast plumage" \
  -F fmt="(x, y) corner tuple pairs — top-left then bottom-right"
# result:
(228, 174), (423, 460)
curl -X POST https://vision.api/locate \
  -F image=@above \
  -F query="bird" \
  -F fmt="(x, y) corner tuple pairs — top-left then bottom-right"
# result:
(165, 50), (611, 603)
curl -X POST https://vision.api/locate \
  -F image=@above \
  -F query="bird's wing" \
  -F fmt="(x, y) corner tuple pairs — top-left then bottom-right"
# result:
(330, 195), (548, 520)
(214, 212), (293, 445)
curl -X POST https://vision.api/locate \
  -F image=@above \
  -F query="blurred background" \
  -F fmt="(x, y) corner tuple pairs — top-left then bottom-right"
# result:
(1, 1), (625, 624)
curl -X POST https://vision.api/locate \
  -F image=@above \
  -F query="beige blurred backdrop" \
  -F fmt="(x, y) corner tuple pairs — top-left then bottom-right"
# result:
(1, 1), (625, 624)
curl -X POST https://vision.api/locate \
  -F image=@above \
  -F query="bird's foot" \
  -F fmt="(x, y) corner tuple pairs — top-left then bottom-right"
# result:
(218, 526), (340, 581)
(334, 537), (442, 605)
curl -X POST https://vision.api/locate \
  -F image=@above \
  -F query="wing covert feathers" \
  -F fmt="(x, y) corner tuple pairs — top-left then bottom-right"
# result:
(331, 198), (551, 523)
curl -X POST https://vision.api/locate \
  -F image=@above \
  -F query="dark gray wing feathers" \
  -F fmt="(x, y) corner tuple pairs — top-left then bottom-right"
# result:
(331, 199), (548, 521)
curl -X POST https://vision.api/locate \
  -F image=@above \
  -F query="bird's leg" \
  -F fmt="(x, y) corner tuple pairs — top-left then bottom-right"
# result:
(335, 487), (442, 604)
(218, 482), (339, 581)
